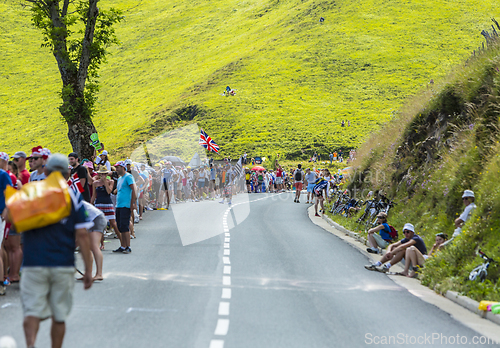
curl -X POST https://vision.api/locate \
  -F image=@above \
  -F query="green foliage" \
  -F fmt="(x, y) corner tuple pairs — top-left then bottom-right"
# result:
(0, 0), (498, 157)
(331, 35), (500, 301)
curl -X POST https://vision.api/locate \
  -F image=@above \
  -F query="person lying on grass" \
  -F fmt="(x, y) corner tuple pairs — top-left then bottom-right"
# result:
(397, 232), (448, 278)
(365, 223), (427, 273)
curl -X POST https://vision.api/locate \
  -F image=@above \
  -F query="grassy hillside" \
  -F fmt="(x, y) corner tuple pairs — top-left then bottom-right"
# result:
(0, 0), (498, 161)
(328, 28), (500, 301)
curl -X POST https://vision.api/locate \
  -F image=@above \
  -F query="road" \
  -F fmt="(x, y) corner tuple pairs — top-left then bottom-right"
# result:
(1, 192), (498, 347)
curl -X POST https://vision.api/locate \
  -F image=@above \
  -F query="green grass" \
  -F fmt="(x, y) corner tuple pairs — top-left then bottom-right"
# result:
(0, 0), (498, 162)
(327, 37), (500, 301)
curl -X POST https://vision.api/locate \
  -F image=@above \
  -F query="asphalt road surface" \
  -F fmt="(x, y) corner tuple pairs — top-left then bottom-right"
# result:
(1, 192), (498, 347)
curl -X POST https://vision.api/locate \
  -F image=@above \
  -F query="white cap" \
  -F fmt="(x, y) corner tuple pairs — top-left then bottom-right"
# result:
(101, 150), (108, 156)
(462, 190), (474, 198)
(403, 223), (415, 233)
(124, 159), (132, 165)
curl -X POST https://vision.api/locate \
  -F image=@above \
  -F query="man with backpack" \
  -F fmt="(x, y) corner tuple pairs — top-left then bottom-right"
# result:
(366, 212), (397, 254)
(293, 164), (304, 203)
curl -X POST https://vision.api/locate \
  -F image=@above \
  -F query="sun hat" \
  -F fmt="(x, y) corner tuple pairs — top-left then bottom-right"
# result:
(376, 212), (387, 219)
(12, 151), (27, 159)
(462, 190), (474, 198)
(45, 153), (69, 173)
(97, 165), (109, 174)
(115, 161), (127, 169)
(83, 161), (94, 169)
(403, 223), (415, 233)
(0, 152), (9, 161)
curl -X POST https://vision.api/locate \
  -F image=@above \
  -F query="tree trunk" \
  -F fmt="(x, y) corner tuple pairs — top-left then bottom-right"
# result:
(67, 119), (97, 160)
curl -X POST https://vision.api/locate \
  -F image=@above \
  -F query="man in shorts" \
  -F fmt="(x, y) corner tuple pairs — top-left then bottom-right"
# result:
(113, 161), (137, 253)
(366, 212), (393, 254)
(293, 164), (304, 203)
(19, 154), (93, 348)
(365, 223), (427, 273)
(304, 168), (317, 204)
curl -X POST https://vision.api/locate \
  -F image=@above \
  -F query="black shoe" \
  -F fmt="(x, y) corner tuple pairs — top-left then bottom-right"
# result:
(123, 247), (132, 254)
(113, 247), (125, 253)
(294, 199), (297, 202)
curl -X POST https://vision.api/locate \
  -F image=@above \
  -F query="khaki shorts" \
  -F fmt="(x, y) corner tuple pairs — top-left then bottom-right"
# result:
(373, 233), (390, 249)
(21, 267), (75, 322)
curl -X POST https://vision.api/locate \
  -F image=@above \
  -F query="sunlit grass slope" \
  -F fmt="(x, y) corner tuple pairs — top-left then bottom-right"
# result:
(0, 0), (497, 159)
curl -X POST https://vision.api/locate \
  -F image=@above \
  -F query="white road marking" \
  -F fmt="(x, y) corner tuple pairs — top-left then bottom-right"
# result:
(223, 276), (231, 286)
(222, 288), (232, 299)
(224, 249), (230, 255)
(214, 319), (230, 335)
(224, 238), (230, 242)
(223, 257), (230, 264)
(218, 302), (230, 316)
(224, 243), (230, 248)
(223, 265), (231, 274)
(209, 339), (224, 348)
(225, 233), (230, 237)
(126, 307), (168, 313)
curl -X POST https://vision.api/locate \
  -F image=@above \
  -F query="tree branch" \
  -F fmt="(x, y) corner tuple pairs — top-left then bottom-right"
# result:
(62, 0), (70, 17)
(77, 0), (99, 92)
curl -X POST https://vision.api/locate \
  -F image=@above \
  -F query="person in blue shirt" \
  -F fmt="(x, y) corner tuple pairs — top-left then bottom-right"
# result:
(19, 153), (93, 348)
(366, 212), (392, 254)
(365, 223), (428, 273)
(113, 161), (137, 254)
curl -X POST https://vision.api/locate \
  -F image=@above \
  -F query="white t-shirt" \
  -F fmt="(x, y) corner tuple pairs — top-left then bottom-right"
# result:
(459, 203), (476, 222)
(95, 158), (111, 171)
(83, 201), (104, 222)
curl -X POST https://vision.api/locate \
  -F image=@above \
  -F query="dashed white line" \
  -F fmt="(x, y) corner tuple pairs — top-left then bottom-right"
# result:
(224, 243), (230, 248)
(224, 233), (230, 237)
(209, 339), (225, 348)
(223, 257), (230, 264)
(224, 237), (230, 242)
(223, 266), (231, 274)
(222, 276), (231, 286)
(218, 302), (230, 316)
(214, 318), (230, 335)
(221, 288), (232, 299)
(224, 249), (230, 255)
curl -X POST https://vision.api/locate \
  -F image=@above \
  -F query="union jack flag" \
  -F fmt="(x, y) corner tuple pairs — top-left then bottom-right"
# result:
(199, 129), (219, 153)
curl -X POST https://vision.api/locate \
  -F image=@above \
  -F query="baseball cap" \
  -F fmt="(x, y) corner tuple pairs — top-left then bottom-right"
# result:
(45, 153), (69, 173)
(0, 152), (9, 161)
(100, 150), (108, 156)
(28, 146), (44, 159)
(124, 159), (132, 165)
(403, 223), (415, 233)
(462, 190), (474, 198)
(12, 151), (27, 159)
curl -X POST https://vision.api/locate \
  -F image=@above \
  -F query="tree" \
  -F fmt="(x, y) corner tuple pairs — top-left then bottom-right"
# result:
(27, 0), (122, 159)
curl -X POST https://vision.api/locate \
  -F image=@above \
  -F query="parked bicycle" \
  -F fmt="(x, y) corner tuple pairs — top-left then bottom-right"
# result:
(469, 249), (496, 282)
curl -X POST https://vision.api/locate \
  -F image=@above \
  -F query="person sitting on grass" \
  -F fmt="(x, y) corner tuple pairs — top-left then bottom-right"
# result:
(365, 223), (427, 273)
(442, 189), (476, 247)
(397, 232), (448, 278)
(366, 212), (392, 254)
